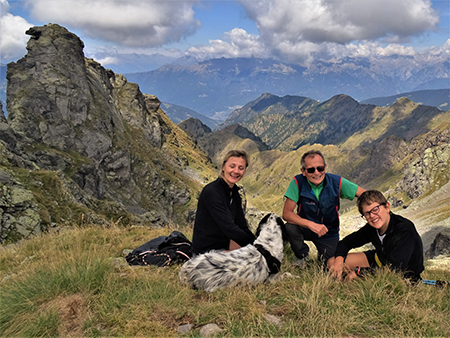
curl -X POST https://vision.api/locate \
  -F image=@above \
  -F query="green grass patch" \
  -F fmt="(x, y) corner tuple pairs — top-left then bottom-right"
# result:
(1, 225), (449, 337)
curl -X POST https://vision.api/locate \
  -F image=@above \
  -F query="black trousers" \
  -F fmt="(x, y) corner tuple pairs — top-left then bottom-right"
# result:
(285, 223), (338, 262)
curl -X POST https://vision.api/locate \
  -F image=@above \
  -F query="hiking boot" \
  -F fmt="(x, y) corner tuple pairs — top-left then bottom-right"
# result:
(293, 256), (309, 269)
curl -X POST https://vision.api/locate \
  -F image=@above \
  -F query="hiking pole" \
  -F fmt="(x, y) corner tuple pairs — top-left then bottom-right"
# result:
(422, 279), (450, 287)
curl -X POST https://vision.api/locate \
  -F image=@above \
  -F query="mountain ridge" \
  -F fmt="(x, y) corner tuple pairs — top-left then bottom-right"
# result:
(124, 56), (449, 119)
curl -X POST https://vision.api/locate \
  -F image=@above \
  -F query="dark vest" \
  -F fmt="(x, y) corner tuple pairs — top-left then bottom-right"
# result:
(294, 173), (342, 239)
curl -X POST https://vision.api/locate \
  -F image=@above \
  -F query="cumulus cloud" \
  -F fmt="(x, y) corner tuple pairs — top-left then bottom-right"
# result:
(0, 0), (445, 67)
(0, 1), (33, 62)
(25, 0), (201, 47)
(188, 0), (440, 63)
(187, 28), (267, 59)
(239, 0), (438, 45)
(94, 56), (118, 66)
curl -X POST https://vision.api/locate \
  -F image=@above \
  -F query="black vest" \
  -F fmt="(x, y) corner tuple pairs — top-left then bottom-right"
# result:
(294, 173), (342, 239)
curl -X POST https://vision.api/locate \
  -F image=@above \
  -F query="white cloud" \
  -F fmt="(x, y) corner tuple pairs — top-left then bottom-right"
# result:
(323, 41), (417, 59)
(185, 0), (440, 64)
(26, 0), (201, 47)
(94, 56), (118, 66)
(239, 0), (438, 44)
(0, 11), (33, 62)
(187, 28), (267, 59)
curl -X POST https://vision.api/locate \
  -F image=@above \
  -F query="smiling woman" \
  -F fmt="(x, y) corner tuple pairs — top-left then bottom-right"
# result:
(191, 149), (255, 255)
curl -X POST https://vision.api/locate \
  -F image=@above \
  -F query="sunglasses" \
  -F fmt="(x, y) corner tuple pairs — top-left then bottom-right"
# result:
(304, 166), (325, 174)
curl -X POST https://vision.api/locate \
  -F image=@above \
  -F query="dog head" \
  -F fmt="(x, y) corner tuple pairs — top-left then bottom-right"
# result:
(255, 213), (286, 238)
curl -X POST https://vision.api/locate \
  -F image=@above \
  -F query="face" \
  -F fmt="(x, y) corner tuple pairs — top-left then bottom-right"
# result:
(222, 156), (247, 188)
(301, 155), (326, 186)
(361, 201), (391, 234)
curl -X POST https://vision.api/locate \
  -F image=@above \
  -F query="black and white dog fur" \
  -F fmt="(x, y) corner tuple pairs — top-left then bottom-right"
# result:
(179, 213), (286, 292)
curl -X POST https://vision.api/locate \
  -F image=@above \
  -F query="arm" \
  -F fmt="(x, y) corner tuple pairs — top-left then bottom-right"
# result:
(340, 178), (365, 200)
(282, 197), (328, 237)
(335, 225), (372, 258)
(355, 186), (366, 197)
(386, 227), (418, 273)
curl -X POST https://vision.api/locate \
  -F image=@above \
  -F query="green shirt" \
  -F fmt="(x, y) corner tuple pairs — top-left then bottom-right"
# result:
(284, 176), (358, 203)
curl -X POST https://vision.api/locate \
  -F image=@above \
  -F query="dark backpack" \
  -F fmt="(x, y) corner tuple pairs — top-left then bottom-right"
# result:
(126, 231), (192, 267)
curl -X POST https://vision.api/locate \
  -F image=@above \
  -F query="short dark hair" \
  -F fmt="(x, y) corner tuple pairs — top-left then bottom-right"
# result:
(301, 150), (326, 169)
(222, 149), (249, 169)
(357, 190), (388, 215)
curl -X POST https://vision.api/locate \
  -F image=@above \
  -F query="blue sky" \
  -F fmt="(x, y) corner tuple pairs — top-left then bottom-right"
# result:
(1, 0), (449, 73)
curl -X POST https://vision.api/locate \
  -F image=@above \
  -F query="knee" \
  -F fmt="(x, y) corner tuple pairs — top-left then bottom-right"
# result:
(284, 223), (305, 243)
(285, 223), (299, 235)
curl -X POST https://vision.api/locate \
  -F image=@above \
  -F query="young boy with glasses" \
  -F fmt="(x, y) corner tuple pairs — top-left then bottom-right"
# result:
(329, 190), (424, 282)
(283, 150), (366, 269)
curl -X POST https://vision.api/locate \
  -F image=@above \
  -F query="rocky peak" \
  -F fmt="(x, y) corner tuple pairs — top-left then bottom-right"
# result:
(1, 24), (215, 243)
(178, 118), (212, 141)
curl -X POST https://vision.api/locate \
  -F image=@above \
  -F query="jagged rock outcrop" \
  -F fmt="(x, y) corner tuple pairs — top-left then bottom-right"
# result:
(426, 229), (450, 258)
(178, 118), (212, 142)
(0, 102), (5, 123)
(1, 24), (215, 243)
(0, 168), (41, 242)
(398, 144), (450, 199)
(395, 122), (450, 200)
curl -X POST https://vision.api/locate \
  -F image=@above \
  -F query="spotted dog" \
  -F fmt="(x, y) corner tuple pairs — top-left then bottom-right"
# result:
(179, 213), (285, 292)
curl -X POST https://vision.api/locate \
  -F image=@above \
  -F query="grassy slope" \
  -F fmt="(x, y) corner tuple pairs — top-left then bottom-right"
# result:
(1, 225), (449, 337)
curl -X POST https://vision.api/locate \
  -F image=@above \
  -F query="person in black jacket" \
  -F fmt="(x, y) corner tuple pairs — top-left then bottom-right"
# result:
(191, 150), (256, 255)
(329, 190), (424, 282)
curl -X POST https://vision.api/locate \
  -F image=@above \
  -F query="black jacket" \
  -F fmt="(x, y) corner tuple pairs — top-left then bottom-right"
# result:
(192, 177), (255, 254)
(335, 213), (424, 280)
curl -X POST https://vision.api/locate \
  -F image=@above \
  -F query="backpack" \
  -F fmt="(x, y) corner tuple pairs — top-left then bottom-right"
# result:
(125, 231), (192, 267)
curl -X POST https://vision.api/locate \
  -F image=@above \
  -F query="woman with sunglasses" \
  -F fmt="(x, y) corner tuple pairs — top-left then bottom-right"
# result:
(329, 190), (424, 282)
(283, 150), (366, 269)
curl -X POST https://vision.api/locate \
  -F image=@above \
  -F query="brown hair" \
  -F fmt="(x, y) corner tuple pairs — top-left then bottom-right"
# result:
(221, 149), (249, 169)
(357, 190), (388, 215)
(301, 150), (326, 169)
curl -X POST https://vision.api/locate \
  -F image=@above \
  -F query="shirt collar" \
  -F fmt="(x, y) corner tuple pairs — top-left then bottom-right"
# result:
(306, 178), (324, 190)
(218, 177), (240, 193)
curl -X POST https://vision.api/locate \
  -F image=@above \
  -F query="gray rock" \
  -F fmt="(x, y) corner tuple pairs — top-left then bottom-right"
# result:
(122, 249), (132, 256)
(177, 323), (194, 334)
(199, 323), (222, 337)
(264, 313), (283, 327)
(426, 229), (450, 258)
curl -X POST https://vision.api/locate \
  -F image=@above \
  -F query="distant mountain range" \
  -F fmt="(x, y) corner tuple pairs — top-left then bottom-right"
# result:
(2, 56), (448, 123)
(360, 89), (449, 110)
(160, 102), (218, 129)
(215, 92), (446, 151)
(159, 88), (449, 131)
(124, 56), (449, 120)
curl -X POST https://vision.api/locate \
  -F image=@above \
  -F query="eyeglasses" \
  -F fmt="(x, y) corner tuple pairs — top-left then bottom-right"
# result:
(304, 166), (325, 174)
(361, 203), (385, 219)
